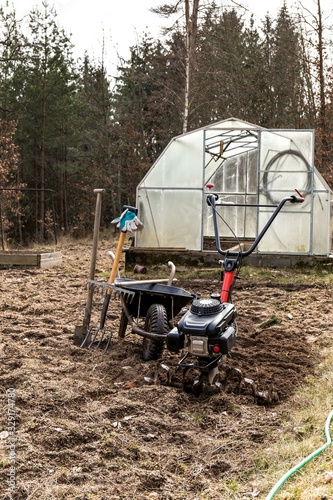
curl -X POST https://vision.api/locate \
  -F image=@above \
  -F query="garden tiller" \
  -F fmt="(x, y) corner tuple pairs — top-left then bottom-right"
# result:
(77, 188), (304, 396)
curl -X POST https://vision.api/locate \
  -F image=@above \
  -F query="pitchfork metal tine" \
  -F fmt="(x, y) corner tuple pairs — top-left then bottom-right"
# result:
(96, 328), (111, 350)
(95, 328), (105, 349)
(103, 332), (112, 353)
(80, 328), (91, 348)
(92, 327), (113, 352)
(79, 325), (113, 352)
(88, 327), (100, 348)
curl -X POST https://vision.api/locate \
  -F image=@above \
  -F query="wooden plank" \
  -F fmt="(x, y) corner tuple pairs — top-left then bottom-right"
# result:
(39, 252), (62, 268)
(0, 251), (62, 268)
(0, 253), (37, 266)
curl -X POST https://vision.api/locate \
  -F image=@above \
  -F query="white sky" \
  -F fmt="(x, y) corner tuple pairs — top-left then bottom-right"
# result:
(8, 0), (333, 75)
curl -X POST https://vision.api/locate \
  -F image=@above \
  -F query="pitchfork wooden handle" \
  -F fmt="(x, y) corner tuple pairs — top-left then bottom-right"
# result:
(108, 231), (126, 286)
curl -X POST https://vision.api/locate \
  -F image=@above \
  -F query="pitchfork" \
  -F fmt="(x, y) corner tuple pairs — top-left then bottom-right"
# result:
(80, 206), (143, 352)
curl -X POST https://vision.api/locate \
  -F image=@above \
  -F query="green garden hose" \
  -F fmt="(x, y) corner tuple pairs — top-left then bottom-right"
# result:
(266, 410), (333, 499)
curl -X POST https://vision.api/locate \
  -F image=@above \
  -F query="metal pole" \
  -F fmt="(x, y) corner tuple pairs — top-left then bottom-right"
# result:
(88, 189), (104, 283)
(74, 189), (105, 345)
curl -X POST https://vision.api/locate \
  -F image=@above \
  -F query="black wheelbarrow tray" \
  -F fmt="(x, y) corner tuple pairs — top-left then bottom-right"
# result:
(113, 278), (194, 339)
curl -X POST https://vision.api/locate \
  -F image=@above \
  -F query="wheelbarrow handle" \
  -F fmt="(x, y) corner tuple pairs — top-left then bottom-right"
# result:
(115, 278), (177, 286)
(168, 261), (176, 286)
(108, 251), (120, 278)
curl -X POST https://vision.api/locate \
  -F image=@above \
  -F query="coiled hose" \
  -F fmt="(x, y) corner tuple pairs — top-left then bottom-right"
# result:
(266, 410), (333, 499)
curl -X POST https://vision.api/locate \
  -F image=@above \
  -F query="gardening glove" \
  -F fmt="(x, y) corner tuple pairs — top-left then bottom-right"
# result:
(112, 209), (144, 233)
(123, 215), (144, 233)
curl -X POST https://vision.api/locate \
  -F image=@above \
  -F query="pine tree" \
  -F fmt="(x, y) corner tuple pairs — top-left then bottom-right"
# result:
(0, 1), (26, 120)
(111, 36), (174, 210)
(12, 1), (78, 241)
(0, 120), (25, 246)
(269, 4), (304, 127)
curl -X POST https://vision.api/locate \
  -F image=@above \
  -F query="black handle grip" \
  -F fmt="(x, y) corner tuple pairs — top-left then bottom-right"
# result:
(206, 193), (219, 206)
(290, 189), (305, 204)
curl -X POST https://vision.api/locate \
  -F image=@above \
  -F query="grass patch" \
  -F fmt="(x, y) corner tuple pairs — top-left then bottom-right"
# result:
(124, 262), (333, 285)
(239, 262), (333, 286)
(251, 346), (333, 499)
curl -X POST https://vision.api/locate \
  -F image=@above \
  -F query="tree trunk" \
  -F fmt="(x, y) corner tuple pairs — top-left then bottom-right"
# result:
(317, 0), (325, 128)
(183, 0), (200, 133)
(40, 70), (46, 243)
(38, 25), (47, 244)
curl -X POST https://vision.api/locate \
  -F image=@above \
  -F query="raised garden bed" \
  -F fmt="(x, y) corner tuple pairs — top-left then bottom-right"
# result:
(0, 250), (62, 268)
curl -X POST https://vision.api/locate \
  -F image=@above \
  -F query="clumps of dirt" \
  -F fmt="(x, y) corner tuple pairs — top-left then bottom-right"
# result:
(0, 241), (331, 499)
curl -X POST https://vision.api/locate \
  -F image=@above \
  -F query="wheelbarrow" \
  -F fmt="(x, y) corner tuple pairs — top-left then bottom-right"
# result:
(77, 200), (194, 355)
(80, 262), (194, 357)
(114, 278), (194, 360)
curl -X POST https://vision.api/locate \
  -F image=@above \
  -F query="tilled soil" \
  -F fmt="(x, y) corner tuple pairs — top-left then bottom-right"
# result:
(0, 240), (331, 499)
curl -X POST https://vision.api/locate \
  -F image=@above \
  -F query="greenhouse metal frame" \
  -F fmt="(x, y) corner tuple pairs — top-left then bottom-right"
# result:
(136, 118), (332, 256)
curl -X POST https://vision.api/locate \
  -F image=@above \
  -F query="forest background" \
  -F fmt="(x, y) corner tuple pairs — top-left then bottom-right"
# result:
(0, 0), (332, 245)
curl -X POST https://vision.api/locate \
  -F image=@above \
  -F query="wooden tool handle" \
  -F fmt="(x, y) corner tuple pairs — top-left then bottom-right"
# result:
(108, 231), (126, 285)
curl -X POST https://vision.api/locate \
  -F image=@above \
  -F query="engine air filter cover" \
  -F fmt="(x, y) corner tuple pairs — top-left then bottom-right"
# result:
(190, 298), (223, 316)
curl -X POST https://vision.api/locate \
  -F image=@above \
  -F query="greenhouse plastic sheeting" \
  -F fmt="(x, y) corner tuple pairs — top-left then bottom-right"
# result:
(135, 118), (332, 255)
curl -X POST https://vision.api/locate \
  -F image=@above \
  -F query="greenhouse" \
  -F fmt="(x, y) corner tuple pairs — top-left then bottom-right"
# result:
(135, 118), (332, 257)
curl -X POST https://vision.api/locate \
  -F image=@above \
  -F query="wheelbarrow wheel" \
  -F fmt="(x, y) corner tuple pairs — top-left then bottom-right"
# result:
(142, 304), (168, 361)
